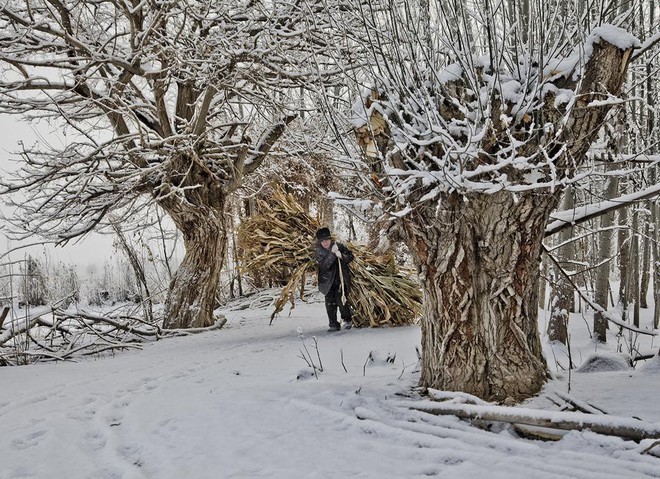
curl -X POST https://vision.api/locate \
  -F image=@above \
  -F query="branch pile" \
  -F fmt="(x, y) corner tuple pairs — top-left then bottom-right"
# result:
(238, 190), (421, 327)
(0, 305), (226, 366)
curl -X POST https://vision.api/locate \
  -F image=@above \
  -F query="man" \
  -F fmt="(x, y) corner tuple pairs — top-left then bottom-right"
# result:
(315, 227), (354, 332)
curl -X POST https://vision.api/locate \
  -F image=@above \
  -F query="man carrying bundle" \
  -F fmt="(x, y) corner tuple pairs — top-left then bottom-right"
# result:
(315, 227), (354, 332)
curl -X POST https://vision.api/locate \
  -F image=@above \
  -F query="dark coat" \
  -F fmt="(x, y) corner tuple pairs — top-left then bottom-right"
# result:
(315, 242), (353, 295)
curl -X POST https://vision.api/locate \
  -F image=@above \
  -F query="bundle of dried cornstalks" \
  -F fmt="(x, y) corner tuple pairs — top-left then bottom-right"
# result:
(238, 190), (421, 327)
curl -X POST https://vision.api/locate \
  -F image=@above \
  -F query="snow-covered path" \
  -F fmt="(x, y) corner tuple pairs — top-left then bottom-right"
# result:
(1, 299), (659, 479)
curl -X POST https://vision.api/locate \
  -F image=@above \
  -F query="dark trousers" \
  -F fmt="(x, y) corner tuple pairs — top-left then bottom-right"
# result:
(325, 282), (351, 326)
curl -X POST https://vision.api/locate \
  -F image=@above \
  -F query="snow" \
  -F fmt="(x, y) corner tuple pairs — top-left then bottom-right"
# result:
(590, 26), (641, 51)
(1, 293), (659, 479)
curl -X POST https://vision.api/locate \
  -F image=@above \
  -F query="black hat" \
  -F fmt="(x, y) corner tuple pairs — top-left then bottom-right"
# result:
(316, 227), (332, 241)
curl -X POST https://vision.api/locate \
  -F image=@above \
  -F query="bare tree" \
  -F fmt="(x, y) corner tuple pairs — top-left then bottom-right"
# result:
(593, 170), (619, 342)
(351, 0), (647, 402)
(0, 1), (356, 328)
(547, 189), (575, 345)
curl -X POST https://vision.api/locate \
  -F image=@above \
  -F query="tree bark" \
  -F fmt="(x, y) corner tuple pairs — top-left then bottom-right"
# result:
(538, 255), (548, 310)
(548, 189), (574, 344)
(640, 216), (651, 308)
(654, 198), (660, 329)
(163, 205), (226, 329)
(594, 171), (619, 342)
(630, 209), (641, 327)
(410, 191), (557, 403)
(618, 199), (631, 322)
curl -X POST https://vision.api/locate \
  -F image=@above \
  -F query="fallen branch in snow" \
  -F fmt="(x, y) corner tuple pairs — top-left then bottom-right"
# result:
(0, 306), (227, 366)
(549, 391), (609, 415)
(633, 349), (660, 363)
(410, 402), (660, 442)
(0, 315), (42, 347)
(160, 316), (227, 336)
(427, 388), (490, 405)
(642, 440), (660, 457)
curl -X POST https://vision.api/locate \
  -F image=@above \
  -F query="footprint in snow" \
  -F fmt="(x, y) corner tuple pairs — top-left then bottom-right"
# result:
(11, 430), (47, 450)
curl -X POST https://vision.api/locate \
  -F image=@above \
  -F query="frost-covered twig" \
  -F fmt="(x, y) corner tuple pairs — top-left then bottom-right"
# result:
(340, 348), (348, 373)
(297, 334), (323, 379)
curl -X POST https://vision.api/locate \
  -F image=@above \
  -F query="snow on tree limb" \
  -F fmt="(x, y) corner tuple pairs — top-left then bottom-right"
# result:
(353, 24), (639, 206)
(545, 183), (660, 237)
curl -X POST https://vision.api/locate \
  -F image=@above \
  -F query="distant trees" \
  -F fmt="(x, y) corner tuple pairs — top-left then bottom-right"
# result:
(19, 256), (47, 307)
(0, 1), (358, 328)
(0, 252), (79, 309)
(350, 0), (654, 402)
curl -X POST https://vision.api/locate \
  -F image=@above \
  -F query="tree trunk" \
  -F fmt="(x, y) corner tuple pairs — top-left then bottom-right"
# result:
(538, 255), (548, 310)
(163, 207), (227, 329)
(640, 217), (651, 309)
(618, 197), (630, 321)
(653, 196), (660, 329)
(594, 172), (619, 342)
(629, 209), (641, 327)
(318, 197), (335, 232)
(411, 191), (557, 404)
(548, 189), (574, 344)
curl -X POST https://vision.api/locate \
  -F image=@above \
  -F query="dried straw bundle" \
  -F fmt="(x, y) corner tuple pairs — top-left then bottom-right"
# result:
(238, 191), (421, 327)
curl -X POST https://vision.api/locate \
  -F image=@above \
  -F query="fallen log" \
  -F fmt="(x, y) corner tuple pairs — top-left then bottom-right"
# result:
(410, 402), (660, 442)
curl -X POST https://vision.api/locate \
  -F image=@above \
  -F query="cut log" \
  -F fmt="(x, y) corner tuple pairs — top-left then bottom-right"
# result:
(410, 402), (660, 442)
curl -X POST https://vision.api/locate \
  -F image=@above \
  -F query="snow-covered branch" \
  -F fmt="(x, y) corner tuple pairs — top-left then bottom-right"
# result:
(409, 401), (660, 442)
(545, 183), (660, 237)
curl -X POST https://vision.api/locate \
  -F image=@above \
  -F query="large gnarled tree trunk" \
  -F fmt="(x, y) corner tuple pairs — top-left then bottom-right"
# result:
(356, 34), (636, 402)
(163, 206), (227, 329)
(410, 192), (557, 403)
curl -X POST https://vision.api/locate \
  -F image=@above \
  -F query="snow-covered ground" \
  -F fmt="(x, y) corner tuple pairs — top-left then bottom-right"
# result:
(1, 291), (659, 479)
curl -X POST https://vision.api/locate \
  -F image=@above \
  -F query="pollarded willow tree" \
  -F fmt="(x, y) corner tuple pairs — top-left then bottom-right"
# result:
(350, 0), (647, 402)
(0, 0), (360, 328)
